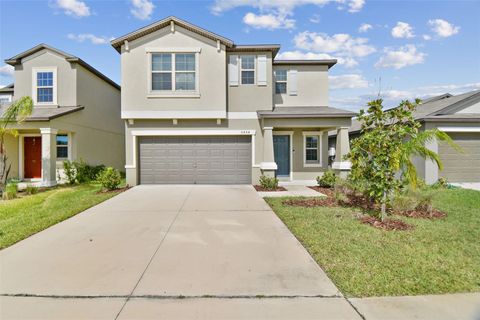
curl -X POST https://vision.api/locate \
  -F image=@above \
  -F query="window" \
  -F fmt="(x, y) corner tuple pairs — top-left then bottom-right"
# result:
(56, 135), (68, 159)
(151, 53), (196, 92)
(275, 70), (287, 94)
(303, 133), (322, 166)
(37, 72), (54, 103)
(241, 55), (255, 84)
(0, 95), (11, 105)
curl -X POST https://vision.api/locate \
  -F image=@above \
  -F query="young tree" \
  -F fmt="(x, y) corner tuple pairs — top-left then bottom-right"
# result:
(0, 96), (33, 195)
(347, 98), (455, 221)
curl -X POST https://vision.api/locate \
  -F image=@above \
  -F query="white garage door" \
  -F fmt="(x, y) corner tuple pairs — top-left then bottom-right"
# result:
(139, 136), (252, 184)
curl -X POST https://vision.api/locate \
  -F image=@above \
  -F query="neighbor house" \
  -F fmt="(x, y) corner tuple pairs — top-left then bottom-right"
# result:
(2, 44), (125, 186)
(329, 91), (480, 184)
(0, 84), (14, 105)
(110, 16), (355, 185)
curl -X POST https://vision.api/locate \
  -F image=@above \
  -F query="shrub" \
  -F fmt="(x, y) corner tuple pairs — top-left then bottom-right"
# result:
(391, 193), (417, 213)
(414, 191), (434, 213)
(25, 184), (39, 195)
(259, 175), (279, 190)
(63, 160), (77, 184)
(97, 167), (122, 191)
(316, 170), (337, 188)
(334, 189), (348, 205)
(3, 182), (18, 200)
(432, 177), (448, 189)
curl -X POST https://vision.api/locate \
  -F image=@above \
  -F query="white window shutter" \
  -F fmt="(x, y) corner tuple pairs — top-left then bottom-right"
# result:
(288, 70), (297, 95)
(228, 55), (239, 86)
(257, 55), (267, 86)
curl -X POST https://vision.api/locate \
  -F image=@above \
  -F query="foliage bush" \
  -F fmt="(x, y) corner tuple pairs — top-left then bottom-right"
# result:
(25, 184), (39, 195)
(3, 182), (18, 200)
(97, 167), (122, 191)
(432, 177), (449, 189)
(316, 170), (337, 188)
(63, 160), (77, 184)
(414, 190), (434, 213)
(259, 175), (279, 190)
(63, 160), (105, 184)
(391, 193), (417, 213)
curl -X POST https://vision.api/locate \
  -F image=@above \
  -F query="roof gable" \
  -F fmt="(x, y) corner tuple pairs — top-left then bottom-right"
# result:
(111, 16), (234, 52)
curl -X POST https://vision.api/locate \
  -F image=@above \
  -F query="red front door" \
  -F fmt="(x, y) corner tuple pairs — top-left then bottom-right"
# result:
(24, 137), (42, 179)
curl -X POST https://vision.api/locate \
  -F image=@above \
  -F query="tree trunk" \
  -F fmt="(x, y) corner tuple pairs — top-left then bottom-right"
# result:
(380, 191), (387, 222)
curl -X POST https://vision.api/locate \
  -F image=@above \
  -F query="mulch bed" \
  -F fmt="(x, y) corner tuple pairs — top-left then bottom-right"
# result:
(283, 197), (337, 207)
(360, 216), (414, 231)
(308, 186), (334, 197)
(394, 209), (446, 219)
(96, 185), (131, 194)
(254, 185), (287, 192)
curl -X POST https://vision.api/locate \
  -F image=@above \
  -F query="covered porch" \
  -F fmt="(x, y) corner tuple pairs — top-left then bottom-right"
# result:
(6, 128), (73, 187)
(257, 107), (355, 182)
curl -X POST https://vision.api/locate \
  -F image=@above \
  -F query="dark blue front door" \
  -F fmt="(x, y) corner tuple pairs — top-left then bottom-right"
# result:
(273, 135), (290, 176)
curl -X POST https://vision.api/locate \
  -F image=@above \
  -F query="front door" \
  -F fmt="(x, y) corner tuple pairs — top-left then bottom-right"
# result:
(24, 137), (42, 179)
(273, 135), (290, 177)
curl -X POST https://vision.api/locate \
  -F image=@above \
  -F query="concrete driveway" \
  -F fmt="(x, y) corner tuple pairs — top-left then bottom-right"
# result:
(0, 185), (360, 320)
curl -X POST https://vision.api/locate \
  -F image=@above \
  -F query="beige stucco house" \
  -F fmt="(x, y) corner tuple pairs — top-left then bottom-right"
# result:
(2, 44), (124, 186)
(329, 91), (480, 184)
(111, 16), (355, 185)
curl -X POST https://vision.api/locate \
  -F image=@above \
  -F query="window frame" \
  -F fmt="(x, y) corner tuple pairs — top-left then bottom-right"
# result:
(32, 67), (57, 105)
(240, 55), (256, 85)
(56, 133), (70, 160)
(147, 48), (200, 97)
(303, 131), (322, 167)
(274, 69), (287, 94)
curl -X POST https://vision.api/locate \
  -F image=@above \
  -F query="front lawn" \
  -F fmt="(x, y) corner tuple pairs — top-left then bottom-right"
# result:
(0, 183), (122, 249)
(266, 188), (480, 297)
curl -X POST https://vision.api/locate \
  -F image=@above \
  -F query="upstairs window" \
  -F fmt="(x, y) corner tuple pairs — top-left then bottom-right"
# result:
(275, 70), (287, 94)
(37, 72), (54, 103)
(151, 53), (196, 92)
(56, 134), (69, 159)
(241, 55), (255, 85)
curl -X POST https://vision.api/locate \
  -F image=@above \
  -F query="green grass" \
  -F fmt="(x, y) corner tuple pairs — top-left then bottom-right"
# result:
(0, 183), (121, 249)
(266, 188), (480, 297)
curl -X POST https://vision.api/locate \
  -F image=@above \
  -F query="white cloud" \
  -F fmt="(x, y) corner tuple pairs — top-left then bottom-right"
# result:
(276, 50), (358, 68)
(422, 34), (432, 40)
(310, 14), (321, 23)
(54, 0), (90, 17)
(428, 19), (460, 38)
(391, 21), (415, 38)
(243, 12), (295, 30)
(375, 45), (426, 69)
(329, 74), (369, 89)
(67, 33), (114, 45)
(348, 0), (365, 13)
(0, 65), (14, 77)
(211, 0), (364, 15)
(358, 23), (372, 33)
(130, 0), (154, 20)
(381, 89), (411, 100)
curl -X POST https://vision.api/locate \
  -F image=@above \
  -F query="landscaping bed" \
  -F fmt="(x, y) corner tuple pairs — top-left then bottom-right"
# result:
(253, 185), (287, 192)
(265, 188), (480, 297)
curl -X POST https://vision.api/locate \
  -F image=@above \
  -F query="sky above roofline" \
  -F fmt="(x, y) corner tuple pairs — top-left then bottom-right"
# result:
(1, 0), (479, 111)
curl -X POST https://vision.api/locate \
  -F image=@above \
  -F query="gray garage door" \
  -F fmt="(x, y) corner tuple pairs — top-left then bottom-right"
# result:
(139, 136), (252, 184)
(439, 132), (480, 182)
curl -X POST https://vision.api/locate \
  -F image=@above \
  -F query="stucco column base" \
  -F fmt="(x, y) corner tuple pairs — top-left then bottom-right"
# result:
(260, 162), (278, 178)
(40, 128), (58, 187)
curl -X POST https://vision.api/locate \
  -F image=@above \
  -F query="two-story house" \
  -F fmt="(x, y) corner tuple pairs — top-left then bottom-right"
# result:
(2, 44), (125, 186)
(111, 16), (355, 185)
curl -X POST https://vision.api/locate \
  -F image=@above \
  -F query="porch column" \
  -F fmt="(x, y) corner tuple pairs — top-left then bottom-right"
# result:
(40, 128), (58, 187)
(332, 127), (351, 177)
(260, 127), (277, 177)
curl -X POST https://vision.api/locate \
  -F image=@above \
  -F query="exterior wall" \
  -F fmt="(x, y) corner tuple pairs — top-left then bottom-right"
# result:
(273, 65), (329, 107)
(120, 25), (227, 114)
(4, 134), (19, 178)
(227, 52), (273, 112)
(13, 50), (77, 106)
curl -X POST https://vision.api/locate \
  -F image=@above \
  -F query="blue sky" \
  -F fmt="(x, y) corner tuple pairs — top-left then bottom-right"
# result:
(1, 0), (479, 111)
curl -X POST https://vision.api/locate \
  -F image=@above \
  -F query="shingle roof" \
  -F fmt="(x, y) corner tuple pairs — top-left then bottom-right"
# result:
(273, 60), (337, 68)
(0, 105), (84, 121)
(258, 106), (356, 118)
(330, 90), (480, 136)
(5, 44), (120, 90)
(0, 84), (14, 93)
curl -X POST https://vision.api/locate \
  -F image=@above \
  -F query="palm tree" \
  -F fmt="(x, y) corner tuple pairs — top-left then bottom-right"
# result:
(0, 96), (33, 196)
